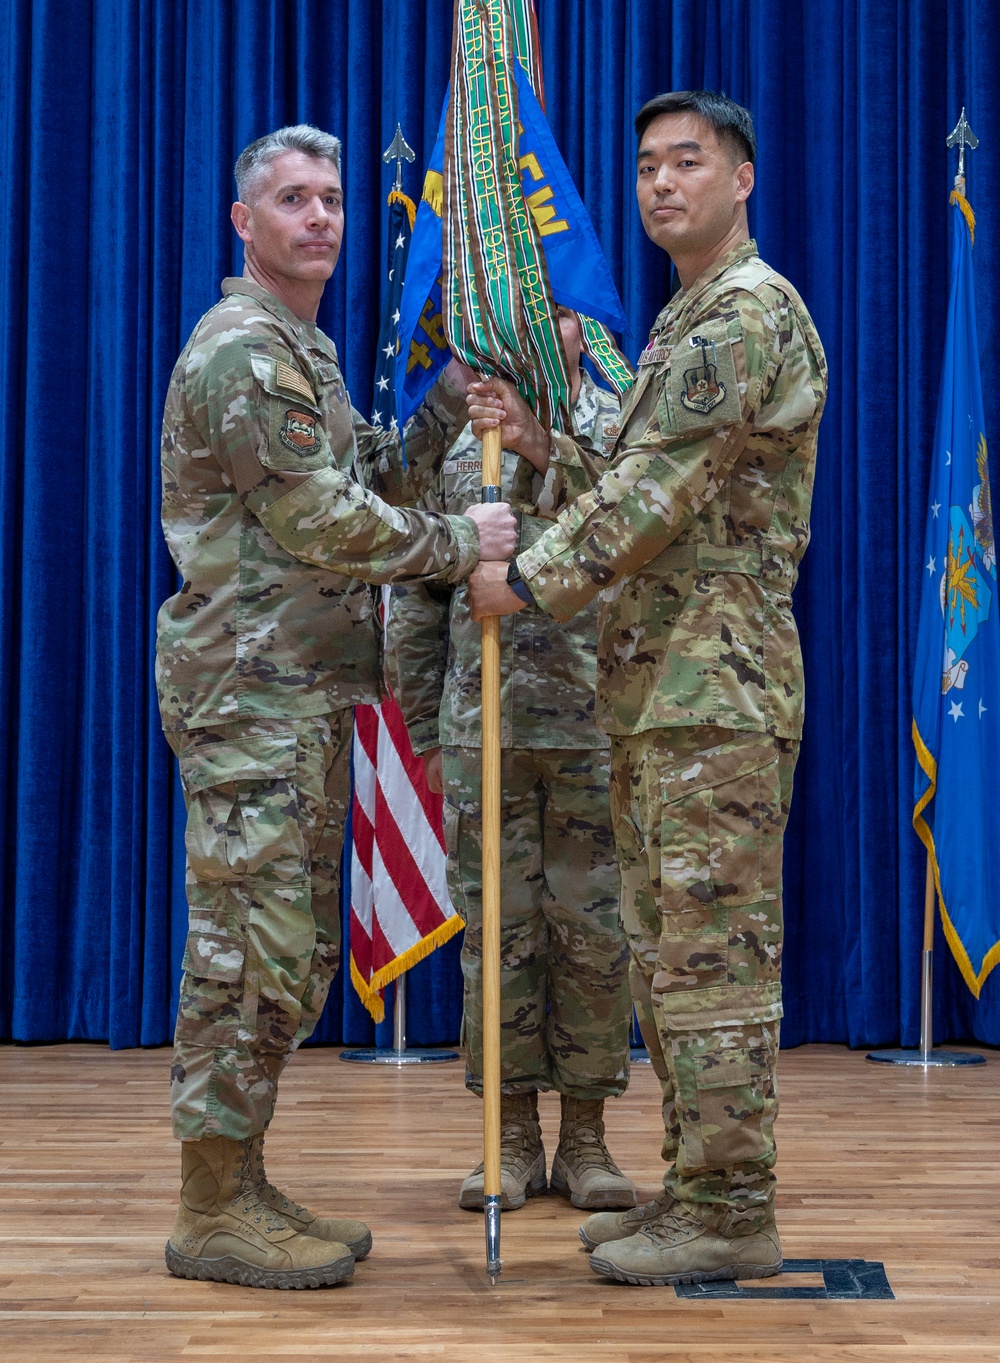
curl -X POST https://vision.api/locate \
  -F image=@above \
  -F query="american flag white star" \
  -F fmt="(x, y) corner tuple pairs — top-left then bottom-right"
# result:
(377, 375), (390, 391)
(395, 233), (406, 249)
(382, 342), (395, 359)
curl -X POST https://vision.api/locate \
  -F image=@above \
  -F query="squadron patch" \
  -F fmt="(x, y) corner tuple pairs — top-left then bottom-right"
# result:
(680, 335), (727, 414)
(663, 322), (743, 434)
(280, 408), (322, 455)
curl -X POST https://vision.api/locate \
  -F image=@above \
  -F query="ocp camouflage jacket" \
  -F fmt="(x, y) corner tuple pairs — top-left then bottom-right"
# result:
(156, 278), (476, 731)
(520, 241), (828, 739)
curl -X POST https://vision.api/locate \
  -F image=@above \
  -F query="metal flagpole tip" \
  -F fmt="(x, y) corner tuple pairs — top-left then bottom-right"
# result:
(484, 1195), (502, 1283)
(339, 1047), (460, 1065)
(866, 1048), (986, 1067)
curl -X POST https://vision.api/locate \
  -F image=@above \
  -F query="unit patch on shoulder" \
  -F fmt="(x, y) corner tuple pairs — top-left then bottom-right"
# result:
(667, 324), (743, 432)
(280, 408), (322, 455)
(275, 361), (317, 406)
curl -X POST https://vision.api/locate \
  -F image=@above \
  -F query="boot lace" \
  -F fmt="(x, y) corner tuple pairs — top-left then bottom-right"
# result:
(249, 1135), (311, 1220)
(234, 1147), (287, 1235)
(560, 1116), (621, 1173)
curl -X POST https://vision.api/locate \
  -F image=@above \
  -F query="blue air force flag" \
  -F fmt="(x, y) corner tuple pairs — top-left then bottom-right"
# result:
(395, 73), (630, 430)
(912, 191), (1000, 997)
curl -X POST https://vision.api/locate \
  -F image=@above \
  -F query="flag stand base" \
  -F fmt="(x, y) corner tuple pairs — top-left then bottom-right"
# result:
(340, 972), (460, 1065)
(340, 1047), (459, 1065)
(866, 1048), (985, 1067)
(866, 949), (986, 1066)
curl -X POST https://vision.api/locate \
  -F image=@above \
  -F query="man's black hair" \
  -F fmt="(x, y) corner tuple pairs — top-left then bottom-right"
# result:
(634, 90), (756, 166)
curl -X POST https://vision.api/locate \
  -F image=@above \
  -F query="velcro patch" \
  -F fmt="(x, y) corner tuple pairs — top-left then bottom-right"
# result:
(276, 361), (317, 406)
(666, 323), (742, 433)
(637, 343), (672, 367)
(279, 408), (321, 455)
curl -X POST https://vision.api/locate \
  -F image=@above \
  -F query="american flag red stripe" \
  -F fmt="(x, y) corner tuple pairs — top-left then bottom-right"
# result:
(349, 693), (462, 1023)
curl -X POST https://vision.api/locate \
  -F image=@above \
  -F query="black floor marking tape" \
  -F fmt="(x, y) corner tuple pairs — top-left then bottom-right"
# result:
(674, 1258), (894, 1301)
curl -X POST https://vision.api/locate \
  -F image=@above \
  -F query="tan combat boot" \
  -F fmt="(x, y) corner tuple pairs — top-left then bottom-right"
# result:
(165, 1136), (355, 1289)
(248, 1134), (372, 1260)
(588, 1199), (782, 1286)
(579, 1188), (678, 1250)
(549, 1096), (637, 1210)
(459, 1091), (546, 1210)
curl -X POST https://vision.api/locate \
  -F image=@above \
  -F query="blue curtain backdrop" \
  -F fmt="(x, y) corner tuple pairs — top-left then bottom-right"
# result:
(1, 0), (998, 1050)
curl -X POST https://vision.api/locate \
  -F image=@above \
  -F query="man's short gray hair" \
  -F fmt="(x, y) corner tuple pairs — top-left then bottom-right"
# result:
(235, 125), (342, 204)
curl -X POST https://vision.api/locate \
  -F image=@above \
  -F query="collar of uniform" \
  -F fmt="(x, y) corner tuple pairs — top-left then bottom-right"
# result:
(650, 238), (760, 338)
(221, 277), (322, 347)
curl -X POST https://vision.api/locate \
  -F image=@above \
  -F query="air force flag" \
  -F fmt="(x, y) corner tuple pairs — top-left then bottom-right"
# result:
(912, 190), (1000, 997)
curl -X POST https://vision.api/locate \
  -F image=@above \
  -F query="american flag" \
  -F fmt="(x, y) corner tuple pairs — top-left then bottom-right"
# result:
(348, 187), (463, 1023)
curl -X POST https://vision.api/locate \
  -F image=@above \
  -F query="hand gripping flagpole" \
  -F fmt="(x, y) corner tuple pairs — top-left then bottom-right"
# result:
(480, 424), (504, 1282)
(867, 108), (984, 1070)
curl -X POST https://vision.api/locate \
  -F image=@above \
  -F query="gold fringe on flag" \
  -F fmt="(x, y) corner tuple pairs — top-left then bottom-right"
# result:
(387, 188), (417, 232)
(949, 188), (976, 245)
(349, 912), (465, 1024)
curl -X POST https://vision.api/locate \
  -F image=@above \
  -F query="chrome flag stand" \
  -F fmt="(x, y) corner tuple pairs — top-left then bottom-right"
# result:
(868, 110), (986, 1072)
(867, 855), (984, 1068)
(341, 971), (460, 1066)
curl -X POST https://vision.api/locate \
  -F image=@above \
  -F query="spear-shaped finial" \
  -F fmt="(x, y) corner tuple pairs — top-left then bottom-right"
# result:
(946, 107), (979, 191)
(382, 123), (415, 193)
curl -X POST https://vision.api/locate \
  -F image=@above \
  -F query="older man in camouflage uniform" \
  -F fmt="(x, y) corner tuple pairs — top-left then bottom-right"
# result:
(386, 310), (635, 1216)
(466, 90), (827, 1285)
(156, 125), (515, 1289)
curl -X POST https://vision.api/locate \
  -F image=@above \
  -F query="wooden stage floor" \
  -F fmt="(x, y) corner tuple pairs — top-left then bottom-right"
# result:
(0, 1042), (996, 1362)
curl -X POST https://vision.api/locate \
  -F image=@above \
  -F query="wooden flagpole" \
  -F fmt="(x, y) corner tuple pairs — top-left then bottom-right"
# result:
(480, 424), (504, 1282)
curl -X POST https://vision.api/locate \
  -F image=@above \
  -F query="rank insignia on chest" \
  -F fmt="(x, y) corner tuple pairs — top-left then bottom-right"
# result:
(280, 408), (322, 455)
(680, 334), (726, 414)
(638, 343), (672, 368)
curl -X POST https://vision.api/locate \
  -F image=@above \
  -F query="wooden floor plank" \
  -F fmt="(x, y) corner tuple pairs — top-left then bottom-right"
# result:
(0, 1043), (997, 1361)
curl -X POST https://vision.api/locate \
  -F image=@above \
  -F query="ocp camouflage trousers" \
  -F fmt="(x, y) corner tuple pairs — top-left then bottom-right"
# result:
(167, 711), (352, 1141)
(610, 725), (798, 1215)
(443, 745), (632, 1100)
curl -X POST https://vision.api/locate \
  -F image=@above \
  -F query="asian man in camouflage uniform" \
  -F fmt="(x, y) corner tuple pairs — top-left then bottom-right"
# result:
(156, 125), (515, 1290)
(466, 91), (828, 1286)
(386, 310), (635, 1216)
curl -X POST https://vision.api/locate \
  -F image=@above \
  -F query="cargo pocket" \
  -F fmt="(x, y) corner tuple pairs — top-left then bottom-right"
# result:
(672, 1040), (769, 1171)
(179, 733), (304, 885)
(656, 737), (782, 993)
(174, 922), (249, 1046)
